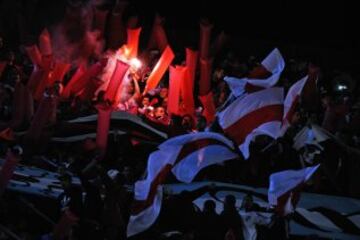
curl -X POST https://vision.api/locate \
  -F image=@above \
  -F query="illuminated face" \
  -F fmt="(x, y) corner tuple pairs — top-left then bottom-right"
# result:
(154, 107), (165, 118)
(142, 97), (150, 106)
(159, 88), (168, 98)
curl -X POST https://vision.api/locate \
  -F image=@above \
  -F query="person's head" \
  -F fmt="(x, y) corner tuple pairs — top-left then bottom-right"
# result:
(203, 199), (216, 213)
(141, 96), (150, 107)
(242, 194), (254, 211)
(154, 106), (166, 119)
(224, 194), (236, 210)
(196, 115), (207, 131)
(181, 114), (194, 131)
(159, 87), (168, 98)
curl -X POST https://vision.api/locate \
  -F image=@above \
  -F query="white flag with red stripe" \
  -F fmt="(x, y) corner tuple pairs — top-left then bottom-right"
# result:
(218, 87), (284, 159)
(280, 75), (308, 136)
(127, 186), (163, 237)
(268, 164), (320, 215)
(224, 48), (285, 97)
(165, 132), (239, 183)
(127, 132), (239, 237)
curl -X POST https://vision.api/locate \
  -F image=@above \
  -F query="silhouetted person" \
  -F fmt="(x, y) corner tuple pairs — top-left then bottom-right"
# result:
(220, 194), (244, 240)
(198, 199), (222, 240)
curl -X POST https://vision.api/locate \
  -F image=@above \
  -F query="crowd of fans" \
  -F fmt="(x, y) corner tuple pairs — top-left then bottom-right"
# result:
(1, 2), (360, 240)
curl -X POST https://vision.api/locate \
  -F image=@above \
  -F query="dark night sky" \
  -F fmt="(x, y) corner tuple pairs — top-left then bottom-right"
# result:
(0, 0), (358, 70)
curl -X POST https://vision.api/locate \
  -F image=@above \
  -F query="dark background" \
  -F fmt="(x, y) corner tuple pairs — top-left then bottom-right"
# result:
(0, 0), (358, 71)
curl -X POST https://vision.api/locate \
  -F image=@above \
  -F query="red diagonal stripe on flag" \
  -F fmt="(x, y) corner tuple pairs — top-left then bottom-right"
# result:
(224, 104), (283, 145)
(131, 138), (233, 215)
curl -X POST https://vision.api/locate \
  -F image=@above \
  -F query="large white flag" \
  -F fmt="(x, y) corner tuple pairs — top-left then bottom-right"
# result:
(127, 132), (239, 237)
(218, 87), (284, 159)
(167, 133), (238, 183)
(224, 48), (285, 97)
(268, 165), (320, 215)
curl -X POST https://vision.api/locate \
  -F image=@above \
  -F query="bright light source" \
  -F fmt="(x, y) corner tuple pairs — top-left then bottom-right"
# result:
(130, 58), (142, 70)
(337, 84), (348, 91)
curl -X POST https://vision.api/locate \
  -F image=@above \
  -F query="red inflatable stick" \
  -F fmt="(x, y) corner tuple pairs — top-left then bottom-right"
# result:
(39, 29), (52, 56)
(199, 91), (216, 124)
(199, 58), (212, 96)
(168, 65), (186, 115)
(93, 8), (109, 37)
(62, 65), (86, 98)
(127, 27), (142, 58)
(144, 45), (174, 94)
(104, 60), (129, 104)
(25, 45), (43, 67)
(69, 59), (107, 97)
(95, 103), (112, 157)
(107, 1), (128, 49)
(182, 48), (198, 116)
(148, 14), (168, 51)
(199, 20), (213, 60)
